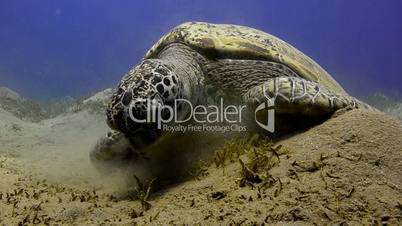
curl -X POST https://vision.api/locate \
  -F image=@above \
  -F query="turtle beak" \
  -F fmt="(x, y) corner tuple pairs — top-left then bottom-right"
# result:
(128, 125), (164, 149)
(125, 95), (167, 148)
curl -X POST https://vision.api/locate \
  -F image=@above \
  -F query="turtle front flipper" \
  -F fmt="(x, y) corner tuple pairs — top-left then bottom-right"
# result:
(244, 76), (372, 116)
(90, 130), (138, 173)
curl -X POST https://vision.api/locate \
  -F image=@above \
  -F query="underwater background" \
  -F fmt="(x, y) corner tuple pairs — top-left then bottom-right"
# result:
(0, 0), (402, 101)
(2, 2), (402, 224)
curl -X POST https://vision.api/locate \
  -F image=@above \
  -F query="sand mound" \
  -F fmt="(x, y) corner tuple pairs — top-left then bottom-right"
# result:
(0, 109), (401, 225)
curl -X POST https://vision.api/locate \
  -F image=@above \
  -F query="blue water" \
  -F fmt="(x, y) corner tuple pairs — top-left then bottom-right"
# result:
(0, 0), (401, 100)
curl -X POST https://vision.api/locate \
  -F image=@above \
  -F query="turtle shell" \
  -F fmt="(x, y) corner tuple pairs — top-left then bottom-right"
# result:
(145, 22), (346, 94)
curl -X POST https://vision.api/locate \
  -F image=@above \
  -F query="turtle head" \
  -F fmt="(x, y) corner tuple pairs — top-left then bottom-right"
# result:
(106, 59), (183, 148)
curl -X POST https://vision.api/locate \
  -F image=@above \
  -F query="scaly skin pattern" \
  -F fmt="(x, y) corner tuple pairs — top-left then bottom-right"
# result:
(106, 59), (183, 136)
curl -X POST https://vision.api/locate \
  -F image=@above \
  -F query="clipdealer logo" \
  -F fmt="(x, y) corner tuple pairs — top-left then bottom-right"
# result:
(128, 93), (275, 133)
(254, 85), (275, 133)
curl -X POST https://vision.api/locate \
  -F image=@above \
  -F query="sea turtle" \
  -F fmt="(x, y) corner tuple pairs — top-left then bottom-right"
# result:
(90, 22), (372, 166)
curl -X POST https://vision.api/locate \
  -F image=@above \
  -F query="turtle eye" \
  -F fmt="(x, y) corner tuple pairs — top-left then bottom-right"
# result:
(121, 91), (132, 106)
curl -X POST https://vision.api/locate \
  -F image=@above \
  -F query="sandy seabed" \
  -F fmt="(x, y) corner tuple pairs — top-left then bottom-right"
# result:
(0, 107), (402, 225)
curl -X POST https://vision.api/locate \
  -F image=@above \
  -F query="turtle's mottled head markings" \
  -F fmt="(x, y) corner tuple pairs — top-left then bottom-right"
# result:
(106, 59), (182, 146)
